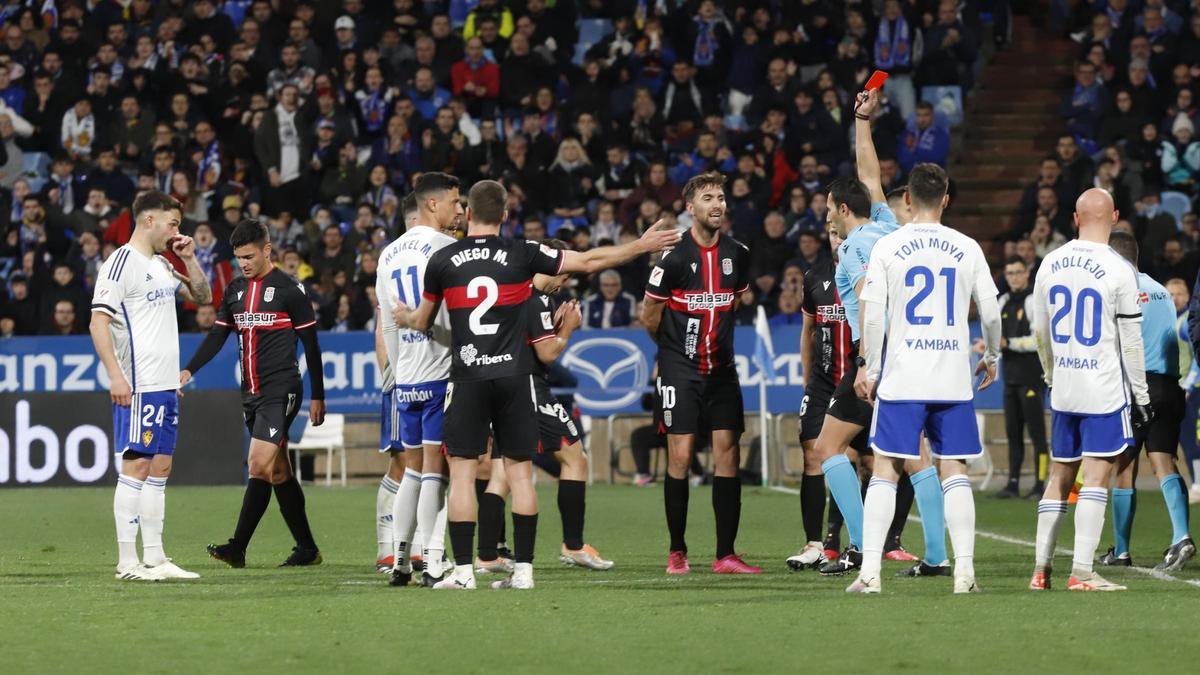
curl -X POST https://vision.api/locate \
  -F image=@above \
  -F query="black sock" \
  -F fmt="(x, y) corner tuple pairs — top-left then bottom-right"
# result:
(888, 474), (914, 543)
(475, 478), (488, 505)
(512, 512), (538, 564)
(664, 475), (689, 553)
(449, 521), (475, 566)
(713, 476), (741, 559)
(477, 492), (504, 560)
(826, 488), (843, 547)
(231, 478), (273, 551)
(273, 476), (317, 550)
(497, 497), (508, 547)
(800, 474), (826, 543)
(558, 479), (586, 551)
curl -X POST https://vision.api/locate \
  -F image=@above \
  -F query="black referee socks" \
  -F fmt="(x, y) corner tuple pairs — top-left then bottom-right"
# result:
(800, 475), (826, 543)
(713, 476), (741, 560)
(664, 475), (689, 553)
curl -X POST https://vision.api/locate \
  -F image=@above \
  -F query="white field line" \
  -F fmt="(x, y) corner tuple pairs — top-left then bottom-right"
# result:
(766, 485), (1200, 588)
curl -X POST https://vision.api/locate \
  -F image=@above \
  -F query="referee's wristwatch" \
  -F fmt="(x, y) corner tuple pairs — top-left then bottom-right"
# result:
(855, 356), (867, 368)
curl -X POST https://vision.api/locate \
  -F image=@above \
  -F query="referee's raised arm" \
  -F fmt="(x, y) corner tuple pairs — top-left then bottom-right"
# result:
(854, 88), (886, 205)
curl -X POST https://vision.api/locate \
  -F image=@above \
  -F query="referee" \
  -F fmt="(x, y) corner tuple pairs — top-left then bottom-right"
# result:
(996, 256), (1047, 498)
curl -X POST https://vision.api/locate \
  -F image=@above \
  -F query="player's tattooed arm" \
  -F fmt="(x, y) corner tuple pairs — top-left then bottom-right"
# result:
(853, 88), (886, 204)
(172, 235), (214, 304)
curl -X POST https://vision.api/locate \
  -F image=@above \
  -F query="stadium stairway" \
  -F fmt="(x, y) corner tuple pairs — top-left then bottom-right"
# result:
(950, 12), (1076, 264)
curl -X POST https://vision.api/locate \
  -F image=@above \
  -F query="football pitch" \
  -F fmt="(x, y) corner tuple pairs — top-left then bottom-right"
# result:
(2, 484), (1198, 673)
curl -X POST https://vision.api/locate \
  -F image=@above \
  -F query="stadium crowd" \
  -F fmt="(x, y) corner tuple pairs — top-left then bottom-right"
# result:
(0, 0), (987, 338)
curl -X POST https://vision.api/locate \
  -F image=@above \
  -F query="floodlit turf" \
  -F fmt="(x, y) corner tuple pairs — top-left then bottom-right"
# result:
(2, 483), (1198, 673)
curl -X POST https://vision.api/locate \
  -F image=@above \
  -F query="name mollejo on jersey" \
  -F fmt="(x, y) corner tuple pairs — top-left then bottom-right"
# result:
(1049, 255), (1107, 279)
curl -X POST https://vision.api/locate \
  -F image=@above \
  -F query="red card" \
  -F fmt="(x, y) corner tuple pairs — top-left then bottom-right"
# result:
(865, 70), (889, 91)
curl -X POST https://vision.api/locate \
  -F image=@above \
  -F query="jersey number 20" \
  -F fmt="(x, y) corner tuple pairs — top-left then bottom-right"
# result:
(1048, 285), (1101, 346)
(905, 266), (956, 325)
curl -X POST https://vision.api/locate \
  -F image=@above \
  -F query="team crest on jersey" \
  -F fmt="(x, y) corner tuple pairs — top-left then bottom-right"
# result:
(264, 287), (275, 302)
(142, 430), (153, 446)
(722, 258), (732, 275)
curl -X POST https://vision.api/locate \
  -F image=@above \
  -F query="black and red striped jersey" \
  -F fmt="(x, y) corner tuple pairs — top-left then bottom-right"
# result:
(644, 230), (750, 381)
(525, 288), (559, 381)
(215, 268), (317, 395)
(422, 235), (565, 382)
(801, 258), (853, 390)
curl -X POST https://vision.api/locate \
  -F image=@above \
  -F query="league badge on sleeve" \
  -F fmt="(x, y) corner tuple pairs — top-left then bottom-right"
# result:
(649, 266), (664, 286)
(539, 244), (557, 258)
(541, 311), (554, 330)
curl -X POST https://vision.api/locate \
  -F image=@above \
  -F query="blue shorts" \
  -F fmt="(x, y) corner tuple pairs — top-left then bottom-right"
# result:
(869, 399), (982, 460)
(395, 380), (447, 449)
(1051, 407), (1132, 462)
(113, 390), (179, 456)
(379, 387), (402, 453)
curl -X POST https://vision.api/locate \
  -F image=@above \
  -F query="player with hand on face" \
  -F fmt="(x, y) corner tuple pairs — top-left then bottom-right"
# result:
(848, 163), (1002, 594)
(184, 220), (327, 569)
(1028, 188), (1153, 592)
(90, 190), (212, 581)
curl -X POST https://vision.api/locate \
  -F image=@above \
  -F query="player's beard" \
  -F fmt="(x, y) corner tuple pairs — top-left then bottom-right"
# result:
(695, 208), (723, 233)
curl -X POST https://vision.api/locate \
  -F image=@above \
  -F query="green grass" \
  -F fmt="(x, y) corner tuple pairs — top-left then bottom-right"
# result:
(2, 483), (1198, 673)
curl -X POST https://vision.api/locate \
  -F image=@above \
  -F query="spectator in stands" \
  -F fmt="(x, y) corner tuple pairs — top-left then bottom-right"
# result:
(547, 137), (595, 234)
(584, 270), (637, 329)
(38, 261), (87, 333)
(452, 37), (500, 119)
(1158, 237), (1200, 283)
(311, 224), (356, 282)
(897, 101), (950, 171)
(1055, 135), (1094, 199)
(68, 188), (111, 236)
(1, 273), (37, 335)
(1100, 89), (1146, 147)
(919, 0), (978, 89)
(874, 0), (919, 120)
(1029, 214), (1068, 258)
(1162, 114), (1200, 193)
(620, 160), (680, 229)
(1094, 157), (1136, 217)
(749, 211), (791, 299)
(788, 87), (842, 172)
(769, 290), (802, 326)
(255, 84), (311, 218)
(42, 298), (81, 335)
(1062, 60), (1107, 143)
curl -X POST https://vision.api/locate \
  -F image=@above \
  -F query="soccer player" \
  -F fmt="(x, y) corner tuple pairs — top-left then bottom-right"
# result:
(90, 190), (212, 581)
(526, 239), (614, 570)
(1099, 231), (1195, 571)
(848, 163), (1002, 594)
(812, 89), (949, 578)
(641, 172), (759, 575)
(393, 180), (679, 589)
(377, 175), (459, 587)
(1028, 188), (1153, 592)
(184, 220), (327, 568)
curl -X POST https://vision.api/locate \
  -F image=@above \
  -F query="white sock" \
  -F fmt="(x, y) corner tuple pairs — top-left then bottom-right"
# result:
(941, 475), (975, 580)
(453, 563), (474, 581)
(377, 476), (399, 558)
(1192, 459), (1200, 487)
(114, 475), (143, 568)
(1073, 488), (1108, 574)
(418, 473), (448, 577)
(391, 469), (421, 567)
(1035, 499), (1067, 567)
(139, 476), (168, 565)
(860, 478), (897, 581)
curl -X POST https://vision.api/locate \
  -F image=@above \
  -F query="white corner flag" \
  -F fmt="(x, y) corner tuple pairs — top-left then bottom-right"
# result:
(753, 306), (776, 486)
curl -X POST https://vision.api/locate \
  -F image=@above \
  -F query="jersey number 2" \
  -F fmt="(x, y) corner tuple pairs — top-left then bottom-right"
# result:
(905, 266), (956, 325)
(467, 276), (499, 335)
(1048, 285), (1101, 346)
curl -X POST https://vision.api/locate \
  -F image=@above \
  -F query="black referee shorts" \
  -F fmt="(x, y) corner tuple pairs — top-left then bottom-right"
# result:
(1133, 373), (1185, 454)
(444, 374), (539, 460)
(800, 377), (868, 452)
(243, 380), (304, 447)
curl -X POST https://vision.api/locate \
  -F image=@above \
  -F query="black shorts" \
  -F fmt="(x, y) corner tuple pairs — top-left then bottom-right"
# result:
(243, 381), (304, 446)
(444, 374), (538, 460)
(658, 375), (744, 435)
(534, 384), (583, 453)
(799, 378), (867, 451)
(827, 344), (874, 429)
(1133, 373), (1185, 453)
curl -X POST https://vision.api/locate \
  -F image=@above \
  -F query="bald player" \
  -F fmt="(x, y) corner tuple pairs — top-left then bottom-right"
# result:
(1028, 188), (1153, 592)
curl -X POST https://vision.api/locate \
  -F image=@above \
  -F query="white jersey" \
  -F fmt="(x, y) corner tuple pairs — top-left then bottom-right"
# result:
(376, 225), (455, 385)
(91, 245), (184, 393)
(1032, 240), (1141, 415)
(860, 222), (997, 402)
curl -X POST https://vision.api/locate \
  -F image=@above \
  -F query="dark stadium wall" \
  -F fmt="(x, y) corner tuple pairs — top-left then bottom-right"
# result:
(0, 391), (246, 486)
